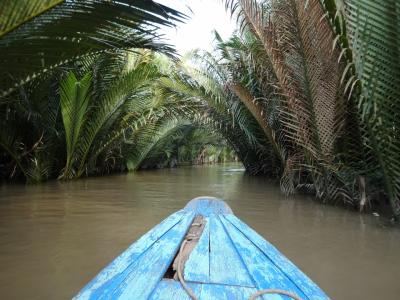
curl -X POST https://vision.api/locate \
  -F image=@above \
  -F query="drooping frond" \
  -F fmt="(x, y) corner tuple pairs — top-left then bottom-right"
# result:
(0, 0), (185, 97)
(339, 0), (400, 215)
(74, 61), (160, 177)
(223, 0), (361, 200)
(0, 0), (64, 37)
(125, 118), (182, 171)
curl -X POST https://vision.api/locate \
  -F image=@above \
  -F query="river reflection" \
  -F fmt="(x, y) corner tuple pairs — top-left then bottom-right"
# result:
(0, 164), (399, 299)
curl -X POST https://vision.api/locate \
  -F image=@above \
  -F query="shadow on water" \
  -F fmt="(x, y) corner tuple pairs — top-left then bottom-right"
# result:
(0, 164), (399, 299)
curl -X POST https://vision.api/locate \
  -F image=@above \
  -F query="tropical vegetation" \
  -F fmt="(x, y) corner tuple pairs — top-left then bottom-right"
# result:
(0, 0), (399, 218)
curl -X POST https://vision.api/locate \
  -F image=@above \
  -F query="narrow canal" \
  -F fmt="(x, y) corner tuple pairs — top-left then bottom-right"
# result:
(1, 164), (399, 299)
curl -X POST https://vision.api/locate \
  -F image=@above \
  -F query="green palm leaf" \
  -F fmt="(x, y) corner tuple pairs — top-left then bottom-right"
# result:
(0, 0), (185, 97)
(59, 71), (91, 179)
(340, 0), (400, 215)
(126, 119), (184, 171)
(0, 0), (64, 37)
(74, 61), (159, 177)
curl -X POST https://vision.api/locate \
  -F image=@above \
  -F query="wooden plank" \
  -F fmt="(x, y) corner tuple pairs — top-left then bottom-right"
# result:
(96, 212), (195, 299)
(209, 215), (254, 287)
(74, 210), (187, 299)
(200, 283), (257, 300)
(220, 216), (308, 300)
(184, 217), (210, 283)
(150, 280), (257, 300)
(223, 214), (330, 300)
(173, 216), (206, 276)
(149, 279), (202, 300)
(74, 210), (191, 300)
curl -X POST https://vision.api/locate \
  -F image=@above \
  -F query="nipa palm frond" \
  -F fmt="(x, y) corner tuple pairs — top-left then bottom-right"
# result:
(340, 0), (400, 215)
(225, 0), (355, 200)
(59, 71), (91, 179)
(73, 62), (160, 177)
(0, 0), (64, 37)
(0, 0), (185, 97)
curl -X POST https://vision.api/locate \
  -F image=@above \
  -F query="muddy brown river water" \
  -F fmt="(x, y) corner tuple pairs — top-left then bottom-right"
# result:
(1, 164), (399, 299)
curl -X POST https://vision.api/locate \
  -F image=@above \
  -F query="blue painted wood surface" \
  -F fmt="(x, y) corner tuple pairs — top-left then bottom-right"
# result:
(184, 218), (210, 283)
(220, 215), (307, 300)
(200, 283), (257, 300)
(149, 280), (257, 300)
(209, 215), (254, 287)
(74, 197), (330, 300)
(149, 280), (203, 300)
(74, 211), (194, 300)
(101, 212), (194, 300)
(184, 196), (233, 216)
(74, 210), (187, 300)
(223, 214), (328, 300)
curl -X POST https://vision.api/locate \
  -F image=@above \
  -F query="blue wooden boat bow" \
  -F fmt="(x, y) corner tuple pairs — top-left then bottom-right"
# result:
(74, 197), (330, 300)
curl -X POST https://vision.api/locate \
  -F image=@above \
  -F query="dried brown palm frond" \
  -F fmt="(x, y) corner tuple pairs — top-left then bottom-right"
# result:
(225, 0), (352, 200)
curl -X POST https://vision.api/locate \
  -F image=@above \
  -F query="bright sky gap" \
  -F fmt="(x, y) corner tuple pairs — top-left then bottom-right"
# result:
(156, 0), (236, 54)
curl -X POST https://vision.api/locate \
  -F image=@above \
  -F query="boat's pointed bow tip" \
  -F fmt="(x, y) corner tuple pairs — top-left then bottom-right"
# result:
(184, 196), (233, 216)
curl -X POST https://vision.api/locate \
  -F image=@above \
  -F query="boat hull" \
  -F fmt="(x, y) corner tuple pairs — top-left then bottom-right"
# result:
(74, 197), (329, 299)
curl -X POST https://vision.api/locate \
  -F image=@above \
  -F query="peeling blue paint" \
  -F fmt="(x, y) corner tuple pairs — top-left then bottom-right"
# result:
(74, 197), (330, 300)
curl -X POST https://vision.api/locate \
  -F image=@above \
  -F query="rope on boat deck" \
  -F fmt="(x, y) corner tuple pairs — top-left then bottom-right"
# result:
(177, 239), (199, 300)
(177, 238), (302, 300)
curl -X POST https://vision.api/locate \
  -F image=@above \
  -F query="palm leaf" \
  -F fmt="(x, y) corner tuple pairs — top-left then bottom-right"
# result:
(0, 0), (64, 37)
(339, 0), (400, 215)
(125, 118), (181, 171)
(74, 61), (159, 177)
(212, 32), (285, 161)
(225, 0), (359, 200)
(0, 0), (185, 97)
(157, 56), (279, 175)
(59, 71), (91, 179)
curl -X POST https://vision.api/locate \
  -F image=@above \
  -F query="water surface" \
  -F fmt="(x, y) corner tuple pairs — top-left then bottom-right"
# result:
(1, 164), (399, 299)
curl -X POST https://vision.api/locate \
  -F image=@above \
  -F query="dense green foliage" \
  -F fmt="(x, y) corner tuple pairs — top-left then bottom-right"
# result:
(0, 49), (231, 182)
(1, 0), (399, 217)
(0, 1), (228, 182)
(130, 123), (236, 170)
